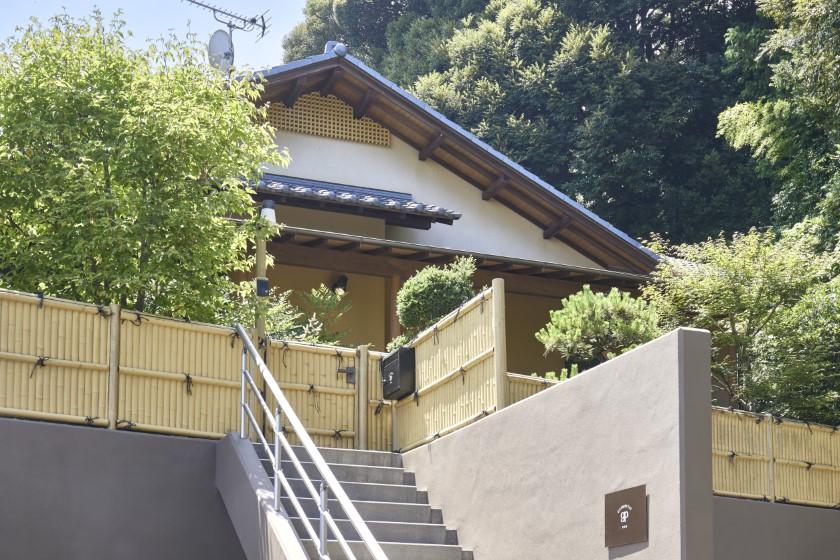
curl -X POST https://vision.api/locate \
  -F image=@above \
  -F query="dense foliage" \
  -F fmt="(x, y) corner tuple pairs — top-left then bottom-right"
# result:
(536, 285), (661, 370)
(285, 0), (773, 242)
(0, 13), (285, 321)
(718, 0), (840, 241)
(390, 257), (476, 349)
(642, 226), (838, 420)
(218, 283), (351, 345)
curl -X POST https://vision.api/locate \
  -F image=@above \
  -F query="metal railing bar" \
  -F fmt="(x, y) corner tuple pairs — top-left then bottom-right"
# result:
(276, 469), (322, 545)
(324, 510), (357, 560)
(243, 367), (280, 433)
(236, 325), (388, 560)
(275, 429), (322, 504)
(243, 403), (276, 467)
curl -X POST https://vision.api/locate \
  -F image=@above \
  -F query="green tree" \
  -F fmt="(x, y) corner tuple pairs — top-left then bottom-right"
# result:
(718, 0), (840, 241)
(535, 285), (661, 370)
(642, 225), (834, 409)
(414, 0), (772, 242)
(0, 12), (286, 321)
(751, 277), (840, 424)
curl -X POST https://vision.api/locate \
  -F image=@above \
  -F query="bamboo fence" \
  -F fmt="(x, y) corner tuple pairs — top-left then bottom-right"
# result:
(712, 406), (840, 508)
(4, 288), (840, 510)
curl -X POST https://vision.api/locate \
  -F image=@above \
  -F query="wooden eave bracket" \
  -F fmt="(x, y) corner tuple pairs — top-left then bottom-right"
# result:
(319, 68), (340, 96)
(481, 175), (509, 201)
(353, 89), (375, 119)
(283, 77), (304, 107)
(419, 132), (445, 161)
(543, 216), (572, 239)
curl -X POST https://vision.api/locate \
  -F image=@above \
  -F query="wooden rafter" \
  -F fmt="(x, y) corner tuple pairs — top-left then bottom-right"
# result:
(482, 175), (509, 201)
(353, 89), (374, 119)
(319, 68), (340, 96)
(283, 78), (304, 107)
(301, 237), (328, 248)
(419, 132), (445, 161)
(543, 216), (572, 239)
(335, 241), (361, 252)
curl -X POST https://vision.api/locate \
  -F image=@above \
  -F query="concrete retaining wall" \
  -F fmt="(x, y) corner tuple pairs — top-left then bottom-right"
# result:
(714, 497), (840, 559)
(403, 328), (714, 560)
(0, 417), (245, 560)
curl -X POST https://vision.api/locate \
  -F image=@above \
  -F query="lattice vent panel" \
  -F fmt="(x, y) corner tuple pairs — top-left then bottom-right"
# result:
(267, 93), (390, 147)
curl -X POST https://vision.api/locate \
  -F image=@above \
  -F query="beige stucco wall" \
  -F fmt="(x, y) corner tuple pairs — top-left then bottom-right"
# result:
(267, 264), (386, 350)
(505, 291), (571, 375)
(269, 130), (600, 269)
(402, 328), (714, 560)
(277, 205), (386, 238)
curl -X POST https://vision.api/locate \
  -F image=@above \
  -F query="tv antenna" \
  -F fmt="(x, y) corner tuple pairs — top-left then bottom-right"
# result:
(182, 1), (271, 39)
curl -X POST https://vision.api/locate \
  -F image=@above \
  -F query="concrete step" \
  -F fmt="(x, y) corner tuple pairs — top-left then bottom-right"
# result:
(284, 477), (427, 504)
(252, 442), (402, 468)
(290, 517), (456, 545)
(300, 539), (470, 560)
(281, 496), (443, 524)
(270, 459), (413, 486)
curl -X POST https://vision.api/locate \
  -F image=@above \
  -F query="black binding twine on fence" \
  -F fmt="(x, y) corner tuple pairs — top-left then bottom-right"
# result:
(308, 384), (321, 414)
(184, 374), (193, 396)
(460, 367), (466, 385)
(29, 356), (48, 378)
(96, 305), (109, 318)
(116, 419), (136, 430)
(36, 292), (44, 309)
(432, 326), (439, 345)
(129, 312), (145, 327)
(332, 429), (346, 441)
(229, 331), (239, 348)
(374, 399), (385, 416)
(84, 415), (98, 425)
(413, 391), (420, 406)
(281, 341), (289, 368)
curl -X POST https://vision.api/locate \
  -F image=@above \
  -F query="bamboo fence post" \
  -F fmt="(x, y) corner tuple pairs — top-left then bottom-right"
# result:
(492, 278), (508, 411)
(107, 303), (121, 429)
(356, 345), (369, 450)
(766, 413), (776, 502)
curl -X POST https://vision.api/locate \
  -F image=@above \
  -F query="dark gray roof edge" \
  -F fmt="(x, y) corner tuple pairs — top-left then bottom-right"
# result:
(256, 52), (658, 263)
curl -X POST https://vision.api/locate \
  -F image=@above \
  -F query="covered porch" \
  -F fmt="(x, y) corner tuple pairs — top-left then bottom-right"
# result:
(266, 225), (647, 375)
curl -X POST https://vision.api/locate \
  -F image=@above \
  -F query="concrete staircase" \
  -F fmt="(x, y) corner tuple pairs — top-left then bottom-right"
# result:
(254, 444), (473, 560)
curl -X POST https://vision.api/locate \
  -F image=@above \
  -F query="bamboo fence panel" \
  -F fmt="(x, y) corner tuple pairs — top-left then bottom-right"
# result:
(507, 372), (558, 404)
(117, 312), (240, 438)
(265, 340), (357, 449)
(366, 350), (392, 451)
(712, 406), (840, 508)
(394, 287), (497, 452)
(0, 289), (110, 426)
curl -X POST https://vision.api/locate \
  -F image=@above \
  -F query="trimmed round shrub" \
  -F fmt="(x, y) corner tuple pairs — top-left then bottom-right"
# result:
(395, 257), (476, 338)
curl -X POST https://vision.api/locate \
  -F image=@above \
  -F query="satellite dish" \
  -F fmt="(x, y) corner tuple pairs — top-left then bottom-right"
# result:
(208, 29), (234, 71)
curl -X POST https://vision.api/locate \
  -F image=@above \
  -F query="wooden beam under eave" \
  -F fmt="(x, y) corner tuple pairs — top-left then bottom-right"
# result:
(283, 78), (304, 107)
(419, 132), (445, 161)
(483, 262), (514, 272)
(481, 175), (509, 201)
(543, 216), (572, 239)
(301, 237), (328, 248)
(319, 68), (340, 96)
(364, 246), (392, 257)
(335, 241), (361, 252)
(353, 89), (375, 119)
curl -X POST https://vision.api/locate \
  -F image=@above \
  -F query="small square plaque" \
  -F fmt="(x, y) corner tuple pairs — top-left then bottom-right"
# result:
(605, 485), (648, 548)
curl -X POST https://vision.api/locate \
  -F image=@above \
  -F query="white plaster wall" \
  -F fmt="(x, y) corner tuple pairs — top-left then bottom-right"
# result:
(269, 130), (600, 269)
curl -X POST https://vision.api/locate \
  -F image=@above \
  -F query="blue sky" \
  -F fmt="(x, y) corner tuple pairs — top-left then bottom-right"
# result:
(1, 1), (308, 70)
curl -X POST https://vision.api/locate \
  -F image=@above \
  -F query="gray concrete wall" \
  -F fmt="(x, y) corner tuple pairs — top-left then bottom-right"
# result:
(403, 328), (714, 560)
(216, 434), (308, 560)
(714, 497), (840, 560)
(0, 417), (246, 560)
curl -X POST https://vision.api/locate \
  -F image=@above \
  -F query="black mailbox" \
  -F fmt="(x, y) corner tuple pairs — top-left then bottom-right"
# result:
(381, 346), (416, 401)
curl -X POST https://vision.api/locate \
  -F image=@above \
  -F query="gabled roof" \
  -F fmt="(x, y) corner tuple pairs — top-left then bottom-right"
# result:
(257, 50), (658, 274)
(256, 174), (460, 229)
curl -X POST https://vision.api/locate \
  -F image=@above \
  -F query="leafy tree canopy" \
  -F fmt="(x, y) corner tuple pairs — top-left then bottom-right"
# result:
(642, 225), (837, 414)
(718, 0), (840, 243)
(0, 12), (286, 321)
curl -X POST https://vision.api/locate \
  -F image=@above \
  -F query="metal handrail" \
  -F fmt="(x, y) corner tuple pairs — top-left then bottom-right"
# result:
(235, 325), (388, 560)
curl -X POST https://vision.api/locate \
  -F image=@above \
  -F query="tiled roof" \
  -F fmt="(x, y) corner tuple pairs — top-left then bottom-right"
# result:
(256, 174), (461, 223)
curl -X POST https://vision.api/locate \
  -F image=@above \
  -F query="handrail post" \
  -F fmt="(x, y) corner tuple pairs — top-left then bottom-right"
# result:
(274, 406), (282, 511)
(319, 480), (328, 558)
(240, 348), (247, 439)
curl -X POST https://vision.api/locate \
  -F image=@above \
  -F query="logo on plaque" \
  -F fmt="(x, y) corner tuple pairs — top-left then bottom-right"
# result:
(605, 485), (647, 548)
